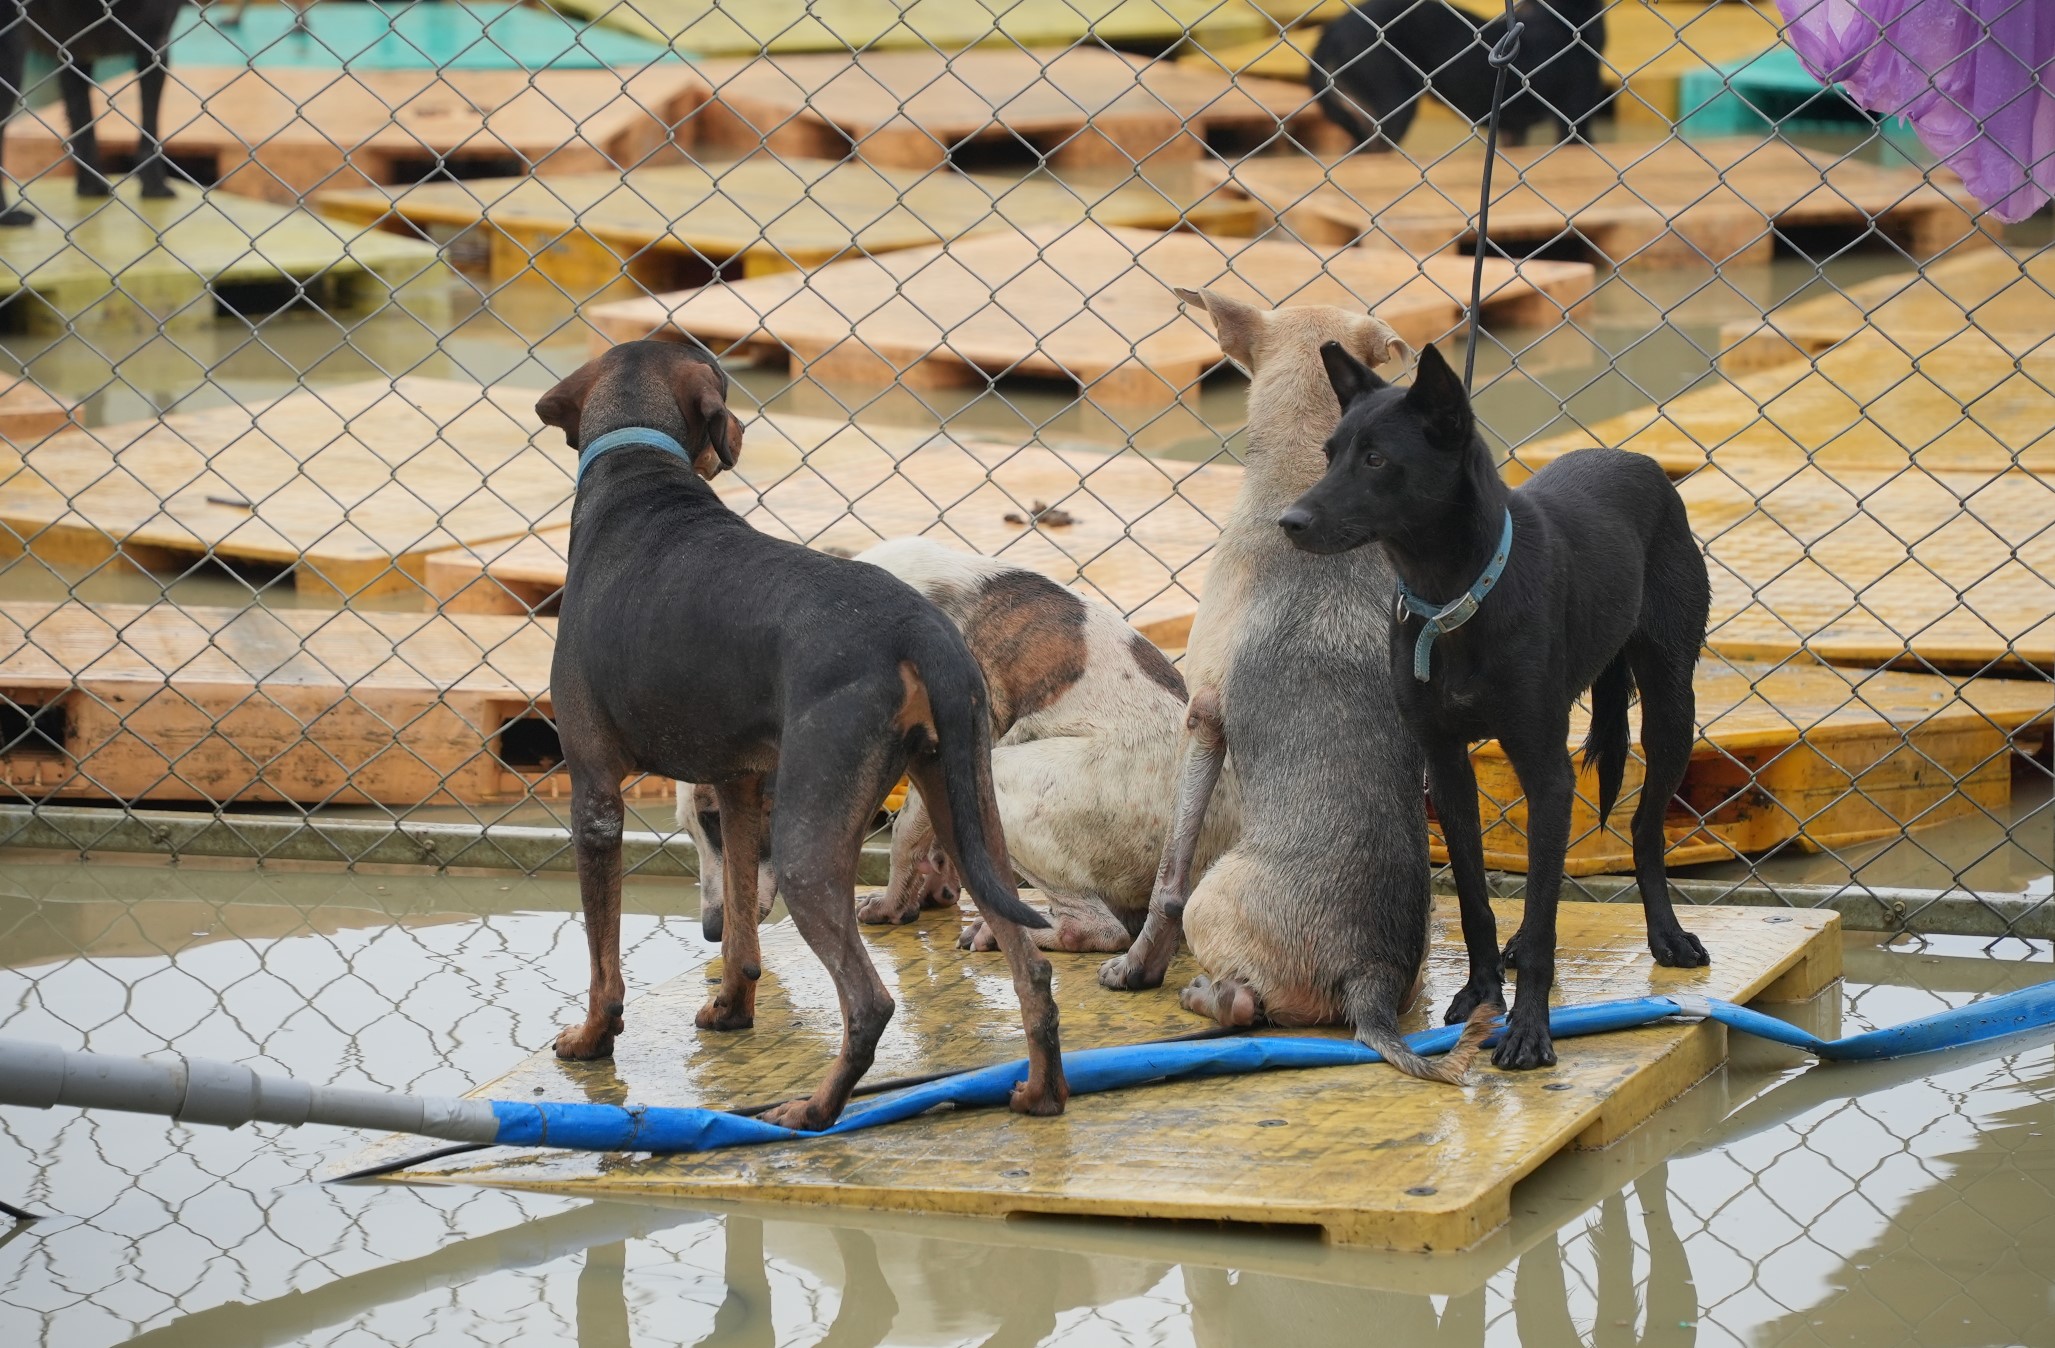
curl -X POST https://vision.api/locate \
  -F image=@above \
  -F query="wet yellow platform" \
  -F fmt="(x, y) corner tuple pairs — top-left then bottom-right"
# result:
(366, 898), (1840, 1252)
(316, 157), (1262, 295)
(425, 412), (1245, 645)
(1718, 247), (2054, 372)
(0, 181), (444, 333)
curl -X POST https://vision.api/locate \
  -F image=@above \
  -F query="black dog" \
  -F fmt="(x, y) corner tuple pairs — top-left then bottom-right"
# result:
(1308, 0), (1608, 150)
(1277, 343), (1709, 1070)
(0, 0), (186, 225)
(537, 339), (1066, 1128)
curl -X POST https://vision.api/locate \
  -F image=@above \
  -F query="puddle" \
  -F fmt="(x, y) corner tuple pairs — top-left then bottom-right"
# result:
(2, 857), (2052, 1345)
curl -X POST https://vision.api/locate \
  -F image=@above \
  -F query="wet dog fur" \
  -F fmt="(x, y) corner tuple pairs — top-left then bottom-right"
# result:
(540, 339), (1065, 1129)
(1095, 291), (1495, 1086)
(1279, 341), (1710, 1070)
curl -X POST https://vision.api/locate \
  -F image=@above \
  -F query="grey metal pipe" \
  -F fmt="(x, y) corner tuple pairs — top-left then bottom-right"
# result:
(0, 1040), (499, 1143)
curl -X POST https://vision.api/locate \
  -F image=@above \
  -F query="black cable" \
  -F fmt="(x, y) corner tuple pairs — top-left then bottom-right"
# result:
(1464, 5), (1526, 393)
(326, 1142), (492, 1185)
(1, 1198), (41, 1223)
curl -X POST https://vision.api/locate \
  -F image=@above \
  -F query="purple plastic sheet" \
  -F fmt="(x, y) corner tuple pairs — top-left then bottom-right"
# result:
(1775, 0), (2054, 220)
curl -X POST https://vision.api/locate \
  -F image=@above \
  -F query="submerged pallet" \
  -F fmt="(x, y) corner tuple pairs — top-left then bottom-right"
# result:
(8, 65), (706, 206)
(1200, 138), (1987, 266)
(426, 412), (1247, 645)
(585, 222), (1596, 403)
(317, 157), (1261, 294)
(365, 898), (1839, 1251)
(550, 0), (1272, 56)
(1718, 247), (2054, 372)
(1450, 661), (2053, 875)
(0, 601), (597, 807)
(0, 181), (444, 333)
(692, 48), (1315, 170)
(0, 378), (569, 600)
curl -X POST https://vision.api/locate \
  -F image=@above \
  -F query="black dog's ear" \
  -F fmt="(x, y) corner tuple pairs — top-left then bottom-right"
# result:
(673, 357), (743, 478)
(1320, 341), (1383, 412)
(536, 359), (602, 449)
(1402, 343), (1475, 447)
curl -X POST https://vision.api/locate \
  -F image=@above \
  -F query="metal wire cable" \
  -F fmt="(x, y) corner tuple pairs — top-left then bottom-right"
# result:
(1465, 2), (1527, 391)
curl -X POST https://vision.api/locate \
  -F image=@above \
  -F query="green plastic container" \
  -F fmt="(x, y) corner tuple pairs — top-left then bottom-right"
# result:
(1678, 47), (1925, 162)
(165, 1), (676, 70)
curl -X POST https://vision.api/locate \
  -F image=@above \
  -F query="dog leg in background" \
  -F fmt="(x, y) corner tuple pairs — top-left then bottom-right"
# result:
(1428, 738), (1506, 1026)
(0, 37), (30, 226)
(56, 62), (109, 198)
(964, 888), (1133, 954)
(128, 43), (174, 199)
(696, 775), (767, 1032)
(1493, 723), (1577, 1070)
(556, 773), (629, 1060)
(1626, 642), (1709, 967)
(858, 787), (957, 926)
(1099, 687), (1225, 992)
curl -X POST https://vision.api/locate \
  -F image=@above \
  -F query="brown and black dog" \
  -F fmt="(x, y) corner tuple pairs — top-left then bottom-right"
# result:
(538, 340), (1066, 1129)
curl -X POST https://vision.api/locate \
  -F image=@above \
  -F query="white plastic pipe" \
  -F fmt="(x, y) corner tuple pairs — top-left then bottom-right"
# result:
(0, 1040), (499, 1142)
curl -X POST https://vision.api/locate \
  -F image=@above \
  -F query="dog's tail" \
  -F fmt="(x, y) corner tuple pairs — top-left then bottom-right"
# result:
(1345, 969), (1496, 1086)
(905, 634), (1049, 932)
(1582, 654), (1636, 828)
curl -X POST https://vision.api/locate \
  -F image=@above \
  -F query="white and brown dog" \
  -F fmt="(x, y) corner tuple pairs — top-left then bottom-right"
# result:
(677, 537), (1237, 952)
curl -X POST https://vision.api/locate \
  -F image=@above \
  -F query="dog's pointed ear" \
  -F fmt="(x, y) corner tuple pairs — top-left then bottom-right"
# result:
(1321, 340), (1382, 412)
(673, 357), (743, 478)
(536, 359), (602, 449)
(1403, 343), (1475, 446)
(1176, 286), (1262, 369)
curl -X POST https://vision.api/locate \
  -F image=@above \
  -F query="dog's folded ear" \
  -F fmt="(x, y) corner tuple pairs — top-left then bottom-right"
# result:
(536, 360), (602, 449)
(1320, 340), (1383, 411)
(1402, 343), (1476, 448)
(1175, 286), (1263, 370)
(674, 358), (744, 478)
(1355, 315), (1415, 370)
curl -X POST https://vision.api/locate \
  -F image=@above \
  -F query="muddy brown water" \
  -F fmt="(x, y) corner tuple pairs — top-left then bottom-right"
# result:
(1, 857), (2051, 1346)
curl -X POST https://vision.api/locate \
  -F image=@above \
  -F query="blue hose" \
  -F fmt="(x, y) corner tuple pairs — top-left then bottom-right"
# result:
(483, 981), (2055, 1155)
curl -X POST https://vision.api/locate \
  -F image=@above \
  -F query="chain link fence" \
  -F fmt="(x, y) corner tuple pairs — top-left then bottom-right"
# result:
(0, 1), (2045, 938)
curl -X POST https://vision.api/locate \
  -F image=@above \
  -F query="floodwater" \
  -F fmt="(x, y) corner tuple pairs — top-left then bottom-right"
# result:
(2, 857), (2052, 1346)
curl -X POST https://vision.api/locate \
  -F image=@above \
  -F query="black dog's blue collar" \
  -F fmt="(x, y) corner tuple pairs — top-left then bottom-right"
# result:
(1395, 508), (1514, 682)
(576, 428), (691, 486)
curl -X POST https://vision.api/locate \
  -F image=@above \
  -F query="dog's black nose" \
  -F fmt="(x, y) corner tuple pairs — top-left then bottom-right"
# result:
(1278, 506), (1313, 535)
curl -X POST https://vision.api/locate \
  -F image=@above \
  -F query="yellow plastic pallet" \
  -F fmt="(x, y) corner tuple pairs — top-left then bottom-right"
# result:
(5, 65), (707, 206)
(1182, 1), (1788, 131)
(1718, 247), (2055, 372)
(358, 898), (1840, 1252)
(316, 157), (1263, 295)
(0, 181), (445, 333)
(425, 411), (1247, 647)
(1446, 660), (2053, 875)
(551, 0), (1275, 56)
(692, 47), (1318, 171)
(0, 378), (569, 601)
(584, 222), (1596, 404)
(1199, 137), (1986, 267)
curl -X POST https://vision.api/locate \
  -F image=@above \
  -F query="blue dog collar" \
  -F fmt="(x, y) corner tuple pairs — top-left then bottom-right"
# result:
(1395, 508), (1514, 682)
(576, 427), (691, 486)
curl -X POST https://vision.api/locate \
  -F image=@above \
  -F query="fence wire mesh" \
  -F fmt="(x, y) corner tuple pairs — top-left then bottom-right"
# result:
(0, 3), (2046, 938)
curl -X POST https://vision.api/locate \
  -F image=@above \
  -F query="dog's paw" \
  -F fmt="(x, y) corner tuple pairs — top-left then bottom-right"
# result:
(854, 892), (916, 926)
(1444, 979), (1504, 1027)
(74, 175), (111, 198)
(553, 1020), (618, 1060)
(1008, 1076), (1068, 1117)
(1097, 951), (1163, 992)
(694, 995), (754, 1033)
(1181, 973), (1261, 1027)
(139, 180), (177, 200)
(0, 205), (34, 227)
(758, 1097), (833, 1131)
(957, 918), (1002, 953)
(1648, 926), (1710, 968)
(1490, 1019), (1557, 1071)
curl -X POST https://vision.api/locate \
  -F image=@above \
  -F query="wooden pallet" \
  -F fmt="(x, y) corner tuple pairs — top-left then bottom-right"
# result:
(1514, 329), (2055, 481)
(585, 222), (1597, 404)
(317, 157), (1264, 295)
(1200, 138), (1989, 267)
(0, 378), (571, 601)
(1689, 464), (2055, 673)
(1719, 247), (2055, 372)
(692, 48), (1316, 171)
(0, 380), (70, 449)
(356, 898), (1839, 1252)
(426, 412), (1247, 646)
(6, 65), (707, 206)
(0, 601), (611, 808)
(0, 181), (444, 334)
(1446, 660), (2053, 875)
(1185, 1), (1788, 132)
(549, 0), (1273, 57)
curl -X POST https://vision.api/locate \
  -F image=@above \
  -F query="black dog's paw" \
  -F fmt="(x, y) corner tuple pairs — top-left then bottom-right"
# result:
(1444, 979), (1503, 1026)
(1491, 1020), (1557, 1071)
(74, 174), (112, 198)
(0, 205), (33, 228)
(1649, 926), (1710, 969)
(1097, 951), (1163, 992)
(139, 180), (177, 200)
